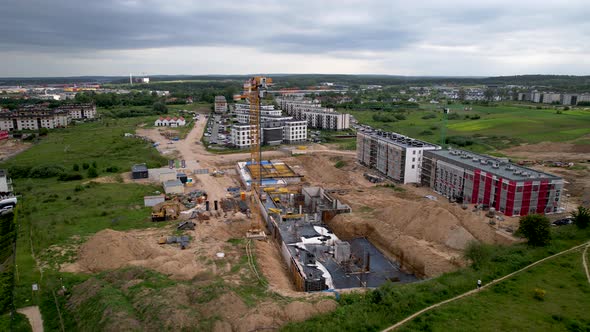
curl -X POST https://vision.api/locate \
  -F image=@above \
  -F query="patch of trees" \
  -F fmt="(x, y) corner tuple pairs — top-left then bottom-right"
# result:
(445, 136), (474, 147)
(517, 214), (551, 246)
(0, 213), (17, 314)
(421, 113), (437, 119)
(372, 113), (397, 123)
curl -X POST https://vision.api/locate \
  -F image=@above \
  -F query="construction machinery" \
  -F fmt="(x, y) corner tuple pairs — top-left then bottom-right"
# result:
(151, 200), (183, 222)
(234, 76), (273, 238)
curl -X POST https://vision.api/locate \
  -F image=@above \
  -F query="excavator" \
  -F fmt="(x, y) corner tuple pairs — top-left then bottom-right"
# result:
(151, 200), (183, 222)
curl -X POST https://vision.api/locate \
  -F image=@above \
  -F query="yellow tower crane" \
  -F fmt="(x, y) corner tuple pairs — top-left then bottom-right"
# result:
(236, 76), (273, 238)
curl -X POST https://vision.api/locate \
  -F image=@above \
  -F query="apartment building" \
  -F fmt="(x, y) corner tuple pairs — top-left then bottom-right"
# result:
(214, 96), (228, 113)
(231, 124), (254, 149)
(231, 119), (307, 148)
(277, 98), (351, 130)
(0, 106), (69, 131)
(234, 104), (281, 123)
(283, 120), (308, 143)
(57, 103), (97, 119)
(421, 149), (564, 216)
(357, 130), (440, 184)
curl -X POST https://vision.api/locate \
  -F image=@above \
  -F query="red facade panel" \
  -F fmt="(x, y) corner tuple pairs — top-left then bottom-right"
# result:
(505, 181), (516, 217)
(471, 169), (481, 204)
(521, 181), (533, 215)
(483, 173), (492, 205)
(494, 177), (503, 210)
(536, 180), (550, 213)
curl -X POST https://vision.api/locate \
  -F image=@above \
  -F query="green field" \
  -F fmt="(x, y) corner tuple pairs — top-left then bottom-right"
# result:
(1, 117), (166, 172)
(345, 103), (590, 153)
(399, 250), (590, 331)
(0, 115), (170, 320)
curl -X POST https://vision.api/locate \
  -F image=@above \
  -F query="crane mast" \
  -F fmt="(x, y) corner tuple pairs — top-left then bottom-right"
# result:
(243, 76), (272, 192)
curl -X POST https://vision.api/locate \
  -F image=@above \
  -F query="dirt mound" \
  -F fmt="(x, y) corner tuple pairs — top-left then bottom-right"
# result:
(71, 229), (160, 272)
(284, 301), (317, 322)
(62, 229), (212, 280)
(327, 188), (517, 277)
(290, 154), (369, 188)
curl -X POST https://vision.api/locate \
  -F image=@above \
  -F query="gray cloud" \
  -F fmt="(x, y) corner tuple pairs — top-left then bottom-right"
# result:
(1, 0), (590, 76)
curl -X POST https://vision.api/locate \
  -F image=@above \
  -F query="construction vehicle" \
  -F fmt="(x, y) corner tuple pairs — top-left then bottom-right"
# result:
(234, 76), (273, 238)
(151, 200), (183, 222)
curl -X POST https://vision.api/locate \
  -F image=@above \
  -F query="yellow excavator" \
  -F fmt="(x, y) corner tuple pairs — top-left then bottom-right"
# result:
(151, 201), (183, 222)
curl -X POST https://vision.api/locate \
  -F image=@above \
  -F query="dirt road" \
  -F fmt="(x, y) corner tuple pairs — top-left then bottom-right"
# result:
(381, 240), (590, 331)
(18, 306), (44, 332)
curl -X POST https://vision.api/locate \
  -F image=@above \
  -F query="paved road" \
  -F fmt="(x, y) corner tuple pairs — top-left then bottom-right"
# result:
(18, 306), (44, 332)
(381, 240), (590, 331)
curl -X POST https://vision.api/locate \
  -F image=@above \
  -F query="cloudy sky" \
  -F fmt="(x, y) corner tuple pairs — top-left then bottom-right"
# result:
(2, 0), (590, 77)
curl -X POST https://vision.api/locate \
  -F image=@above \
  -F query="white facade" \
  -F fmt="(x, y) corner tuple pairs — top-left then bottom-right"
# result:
(277, 98), (350, 130)
(58, 104), (97, 119)
(283, 121), (307, 143)
(231, 124), (254, 148)
(215, 96), (228, 113)
(357, 130), (440, 184)
(155, 116), (186, 127)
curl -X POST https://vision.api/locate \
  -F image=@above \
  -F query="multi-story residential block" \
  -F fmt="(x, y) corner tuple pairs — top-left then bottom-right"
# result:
(356, 130), (440, 184)
(0, 106), (70, 131)
(214, 96), (228, 113)
(231, 124), (254, 148)
(277, 98), (351, 130)
(231, 119), (308, 148)
(57, 103), (97, 119)
(421, 149), (564, 216)
(283, 120), (308, 144)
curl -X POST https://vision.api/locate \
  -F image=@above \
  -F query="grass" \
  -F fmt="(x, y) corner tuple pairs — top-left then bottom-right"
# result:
(282, 225), (590, 332)
(1, 117), (167, 172)
(0, 312), (32, 332)
(345, 103), (590, 153)
(399, 250), (590, 331)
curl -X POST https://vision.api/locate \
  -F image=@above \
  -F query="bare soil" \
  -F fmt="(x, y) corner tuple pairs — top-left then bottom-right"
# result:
(0, 139), (31, 161)
(283, 154), (519, 278)
(501, 139), (590, 162)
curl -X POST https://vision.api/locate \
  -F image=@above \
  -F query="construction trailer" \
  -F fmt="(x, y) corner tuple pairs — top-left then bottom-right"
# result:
(144, 195), (166, 207)
(163, 180), (184, 195)
(132, 164), (149, 179)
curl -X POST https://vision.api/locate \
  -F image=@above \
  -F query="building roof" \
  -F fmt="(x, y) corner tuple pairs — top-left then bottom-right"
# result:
(164, 179), (183, 187)
(427, 149), (562, 181)
(131, 164), (148, 172)
(359, 130), (439, 149)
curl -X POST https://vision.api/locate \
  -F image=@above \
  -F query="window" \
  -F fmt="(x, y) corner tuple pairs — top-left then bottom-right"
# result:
(517, 187), (523, 192)
(412, 165), (415, 169)
(532, 185), (539, 191)
(413, 151), (416, 155)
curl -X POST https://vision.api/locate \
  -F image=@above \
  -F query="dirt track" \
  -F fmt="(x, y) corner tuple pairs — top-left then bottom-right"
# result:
(18, 306), (44, 332)
(382, 240), (590, 331)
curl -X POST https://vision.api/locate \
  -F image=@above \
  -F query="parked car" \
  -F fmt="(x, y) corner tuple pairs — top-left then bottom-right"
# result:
(552, 217), (574, 226)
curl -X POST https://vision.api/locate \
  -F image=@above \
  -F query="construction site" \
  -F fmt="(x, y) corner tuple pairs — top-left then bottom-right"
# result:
(49, 76), (561, 331)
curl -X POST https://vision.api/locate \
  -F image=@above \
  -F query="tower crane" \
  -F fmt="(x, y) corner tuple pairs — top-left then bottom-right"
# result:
(235, 76), (273, 238)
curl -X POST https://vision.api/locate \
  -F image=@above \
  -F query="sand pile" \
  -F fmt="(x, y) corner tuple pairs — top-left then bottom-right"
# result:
(62, 229), (211, 280)
(73, 229), (161, 272)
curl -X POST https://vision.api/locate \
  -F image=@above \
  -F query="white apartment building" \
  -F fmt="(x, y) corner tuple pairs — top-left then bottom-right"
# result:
(277, 98), (351, 130)
(215, 96), (228, 113)
(57, 104), (97, 119)
(231, 124), (255, 148)
(357, 130), (440, 184)
(283, 121), (308, 143)
(0, 107), (70, 131)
